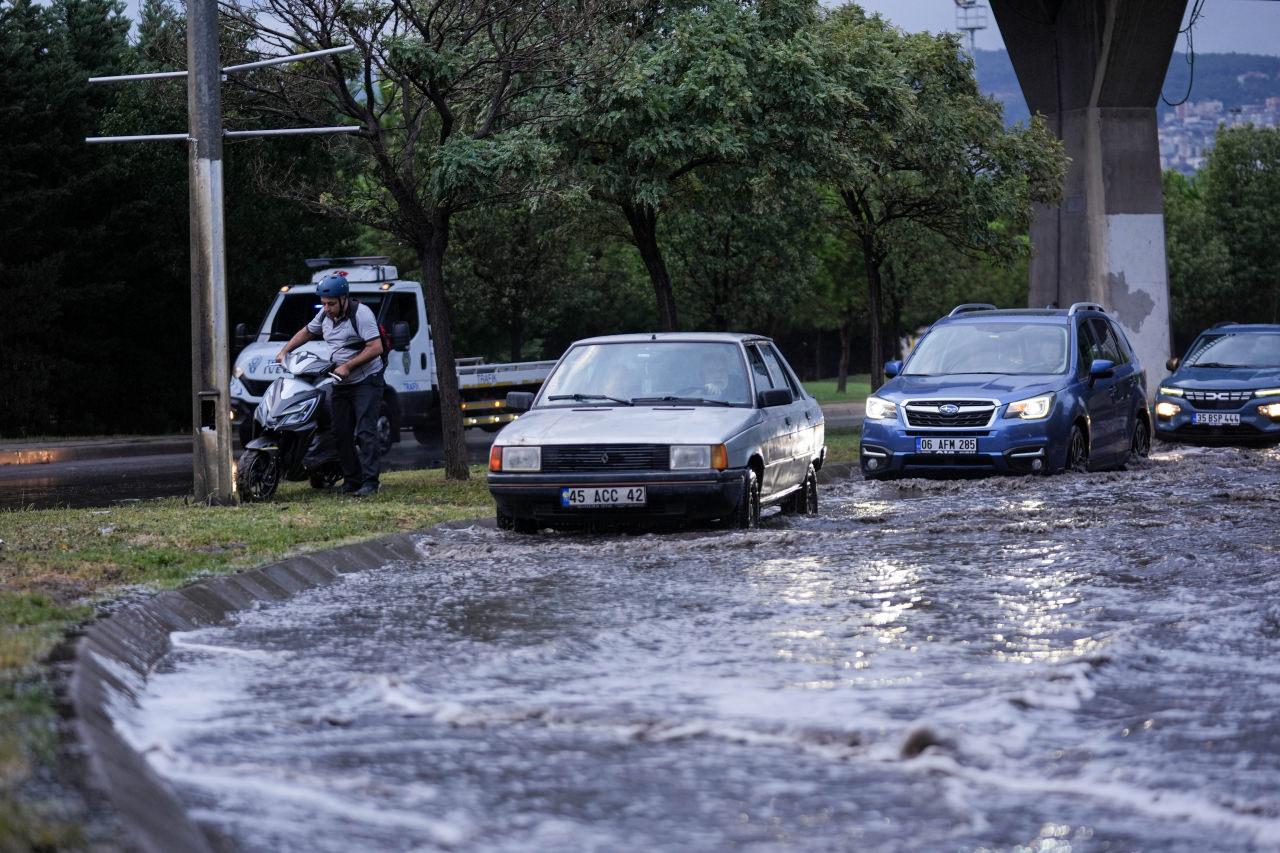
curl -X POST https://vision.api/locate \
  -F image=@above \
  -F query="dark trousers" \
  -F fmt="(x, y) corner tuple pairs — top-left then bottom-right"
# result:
(332, 371), (384, 487)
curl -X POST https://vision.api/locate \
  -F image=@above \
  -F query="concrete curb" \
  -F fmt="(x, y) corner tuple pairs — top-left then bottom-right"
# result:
(66, 519), (492, 853)
(0, 437), (191, 467)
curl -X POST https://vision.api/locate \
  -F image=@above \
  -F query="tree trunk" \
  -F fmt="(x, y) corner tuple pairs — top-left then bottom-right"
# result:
(862, 239), (886, 391)
(416, 217), (469, 481)
(509, 322), (523, 363)
(621, 200), (678, 331)
(836, 319), (851, 393)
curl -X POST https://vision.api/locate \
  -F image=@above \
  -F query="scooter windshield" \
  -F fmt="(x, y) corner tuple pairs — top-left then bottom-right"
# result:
(285, 350), (331, 376)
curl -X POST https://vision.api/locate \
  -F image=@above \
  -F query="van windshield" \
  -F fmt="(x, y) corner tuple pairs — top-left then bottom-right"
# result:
(905, 323), (1070, 376)
(264, 293), (385, 341)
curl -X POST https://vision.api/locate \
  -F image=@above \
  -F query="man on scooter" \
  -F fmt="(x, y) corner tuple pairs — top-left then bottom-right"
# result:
(275, 274), (384, 496)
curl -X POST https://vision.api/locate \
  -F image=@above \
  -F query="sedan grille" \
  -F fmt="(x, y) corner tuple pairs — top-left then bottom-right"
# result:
(542, 444), (670, 472)
(904, 400), (995, 428)
(1183, 389), (1251, 411)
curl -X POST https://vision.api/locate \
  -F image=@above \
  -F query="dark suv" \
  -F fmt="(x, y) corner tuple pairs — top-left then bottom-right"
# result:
(861, 303), (1151, 478)
(1154, 323), (1280, 443)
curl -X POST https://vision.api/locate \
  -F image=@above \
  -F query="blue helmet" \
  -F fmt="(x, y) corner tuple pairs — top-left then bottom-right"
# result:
(316, 274), (349, 298)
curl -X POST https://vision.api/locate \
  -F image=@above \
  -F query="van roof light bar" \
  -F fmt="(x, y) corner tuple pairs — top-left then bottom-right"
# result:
(305, 256), (392, 270)
(1067, 302), (1107, 316)
(948, 303), (998, 317)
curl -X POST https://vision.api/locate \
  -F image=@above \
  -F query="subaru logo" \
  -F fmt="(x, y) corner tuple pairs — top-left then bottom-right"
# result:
(939, 404), (960, 416)
(247, 356), (262, 374)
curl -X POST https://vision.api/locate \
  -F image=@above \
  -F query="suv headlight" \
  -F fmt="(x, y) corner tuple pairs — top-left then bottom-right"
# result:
(865, 396), (898, 420)
(1254, 388), (1280, 398)
(671, 445), (711, 470)
(497, 445), (541, 472)
(1158, 385), (1184, 397)
(1005, 393), (1054, 420)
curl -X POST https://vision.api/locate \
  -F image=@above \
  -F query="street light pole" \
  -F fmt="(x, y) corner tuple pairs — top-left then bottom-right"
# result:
(187, 0), (235, 505)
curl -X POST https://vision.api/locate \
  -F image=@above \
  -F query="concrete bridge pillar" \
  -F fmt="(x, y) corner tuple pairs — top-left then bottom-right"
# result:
(990, 0), (1187, 392)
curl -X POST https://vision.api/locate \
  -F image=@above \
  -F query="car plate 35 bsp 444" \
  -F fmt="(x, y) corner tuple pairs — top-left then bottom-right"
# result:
(561, 486), (647, 508)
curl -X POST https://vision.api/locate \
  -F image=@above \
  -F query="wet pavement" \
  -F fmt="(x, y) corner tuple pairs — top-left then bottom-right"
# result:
(114, 443), (1280, 851)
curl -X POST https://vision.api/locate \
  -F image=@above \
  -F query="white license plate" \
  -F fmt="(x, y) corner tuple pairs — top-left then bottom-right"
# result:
(916, 437), (978, 454)
(1193, 412), (1241, 426)
(560, 486), (647, 508)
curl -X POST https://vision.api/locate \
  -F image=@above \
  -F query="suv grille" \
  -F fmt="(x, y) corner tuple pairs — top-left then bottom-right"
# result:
(1183, 390), (1251, 411)
(904, 400), (995, 428)
(542, 444), (670, 472)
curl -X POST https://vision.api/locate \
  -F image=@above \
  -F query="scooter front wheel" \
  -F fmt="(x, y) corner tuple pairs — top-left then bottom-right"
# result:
(236, 448), (281, 502)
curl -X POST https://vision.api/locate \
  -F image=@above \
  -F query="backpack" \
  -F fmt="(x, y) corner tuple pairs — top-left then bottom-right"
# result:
(343, 301), (391, 370)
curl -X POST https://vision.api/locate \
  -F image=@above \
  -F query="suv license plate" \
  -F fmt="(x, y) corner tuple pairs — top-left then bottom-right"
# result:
(561, 486), (647, 508)
(1193, 412), (1241, 426)
(916, 437), (978, 454)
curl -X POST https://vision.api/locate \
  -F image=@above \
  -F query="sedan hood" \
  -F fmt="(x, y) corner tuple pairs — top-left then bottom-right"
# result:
(1165, 366), (1280, 390)
(883, 374), (1063, 404)
(496, 406), (761, 446)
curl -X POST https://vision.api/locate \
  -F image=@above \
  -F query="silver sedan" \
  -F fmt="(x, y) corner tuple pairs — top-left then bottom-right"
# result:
(487, 333), (826, 531)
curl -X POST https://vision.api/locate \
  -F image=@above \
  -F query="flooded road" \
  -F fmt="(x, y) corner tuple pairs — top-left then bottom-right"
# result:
(116, 444), (1280, 851)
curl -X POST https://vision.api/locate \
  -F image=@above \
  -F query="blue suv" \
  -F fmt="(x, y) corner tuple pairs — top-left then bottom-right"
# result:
(1154, 323), (1280, 443)
(861, 303), (1151, 478)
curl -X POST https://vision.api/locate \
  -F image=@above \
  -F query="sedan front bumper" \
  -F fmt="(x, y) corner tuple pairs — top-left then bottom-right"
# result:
(488, 468), (746, 525)
(1154, 396), (1280, 444)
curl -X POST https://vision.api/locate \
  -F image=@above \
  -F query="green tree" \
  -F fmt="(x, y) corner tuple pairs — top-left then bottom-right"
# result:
(1200, 125), (1280, 325)
(1162, 170), (1234, 351)
(822, 7), (1066, 389)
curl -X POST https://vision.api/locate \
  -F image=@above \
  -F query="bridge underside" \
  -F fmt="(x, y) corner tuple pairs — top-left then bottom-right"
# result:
(990, 0), (1189, 389)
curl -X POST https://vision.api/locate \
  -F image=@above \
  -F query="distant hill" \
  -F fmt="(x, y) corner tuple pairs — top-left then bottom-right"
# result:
(972, 49), (1280, 124)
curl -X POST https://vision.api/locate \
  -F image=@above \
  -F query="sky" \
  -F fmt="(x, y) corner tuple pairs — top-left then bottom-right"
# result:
(854, 1), (1280, 56)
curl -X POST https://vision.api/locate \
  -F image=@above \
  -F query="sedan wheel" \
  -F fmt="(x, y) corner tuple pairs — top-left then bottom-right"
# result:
(729, 468), (761, 529)
(782, 464), (819, 516)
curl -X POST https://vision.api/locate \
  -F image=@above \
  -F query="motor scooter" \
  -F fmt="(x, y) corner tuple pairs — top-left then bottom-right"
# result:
(236, 350), (345, 501)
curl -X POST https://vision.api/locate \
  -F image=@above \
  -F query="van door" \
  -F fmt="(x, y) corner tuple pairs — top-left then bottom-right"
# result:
(378, 289), (434, 426)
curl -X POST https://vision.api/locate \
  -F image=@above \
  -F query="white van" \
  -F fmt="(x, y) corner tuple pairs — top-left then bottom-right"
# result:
(230, 257), (553, 447)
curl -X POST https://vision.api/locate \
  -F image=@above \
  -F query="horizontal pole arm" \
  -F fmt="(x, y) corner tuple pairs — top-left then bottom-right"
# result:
(89, 44), (355, 84)
(223, 126), (362, 138)
(85, 132), (189, 143)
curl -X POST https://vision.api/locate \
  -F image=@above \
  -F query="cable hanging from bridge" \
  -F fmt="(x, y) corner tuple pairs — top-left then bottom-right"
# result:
(1162, 0), (1208, 107)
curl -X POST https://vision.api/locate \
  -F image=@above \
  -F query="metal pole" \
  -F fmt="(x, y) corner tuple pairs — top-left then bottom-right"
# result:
(188, 0), (236, 504)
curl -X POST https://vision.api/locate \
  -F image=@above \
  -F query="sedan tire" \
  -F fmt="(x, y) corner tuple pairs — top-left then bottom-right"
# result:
(781, 464), (819, 516)
(497, 512), (538, 535)
(726, 468), (761, 530)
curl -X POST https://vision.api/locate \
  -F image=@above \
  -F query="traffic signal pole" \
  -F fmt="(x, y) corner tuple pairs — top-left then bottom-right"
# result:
(187, 0), (235, 504)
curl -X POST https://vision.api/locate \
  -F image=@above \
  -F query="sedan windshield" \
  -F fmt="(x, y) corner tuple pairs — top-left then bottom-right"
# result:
(905, 323), (1070, 376)
(539, 342), (752, 406)
(1184, 333), (1280, 368)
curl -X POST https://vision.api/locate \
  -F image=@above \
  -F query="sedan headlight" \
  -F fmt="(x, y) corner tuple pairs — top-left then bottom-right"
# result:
(1155, 401), (1180, 418)
(670, 445), (711, 470)
(1158, 385), (1184, 397)
(1259, 403), (1280, 418)
(497, 445), (541, 472)
(865, 396), (898, 420)
(1005, 393), (1054, 420)
(1254, 388), (1280, 398)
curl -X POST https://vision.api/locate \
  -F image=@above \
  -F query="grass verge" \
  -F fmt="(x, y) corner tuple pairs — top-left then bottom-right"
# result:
(804, 376), (871, 405)
(0, 466), (494, 849)
(825, 426), (861, 465)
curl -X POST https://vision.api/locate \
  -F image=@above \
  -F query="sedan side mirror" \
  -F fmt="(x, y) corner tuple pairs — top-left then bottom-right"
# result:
(1166, 356), (1180, 372)
(884, 360), (903, 379)
(757, 388), (794, 408)
(505, 391), (535, 412)
(391, 320), (411, 352)
(233, 322), (254, 351)
(1090, 358), (1116, 378)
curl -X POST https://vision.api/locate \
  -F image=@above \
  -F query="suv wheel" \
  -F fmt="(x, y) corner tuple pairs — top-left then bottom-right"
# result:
(1129, 418), (1151, 463)
(1065, 425), (1089, 473)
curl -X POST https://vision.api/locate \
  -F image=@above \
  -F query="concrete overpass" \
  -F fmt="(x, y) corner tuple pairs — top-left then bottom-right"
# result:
(989, 0), (1189, 386)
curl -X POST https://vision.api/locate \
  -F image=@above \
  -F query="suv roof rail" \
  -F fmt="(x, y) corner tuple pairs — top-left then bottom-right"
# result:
(948, 303), (997, 317)
(1067, 302), (1106, 316)
(1211, 320), (1238, 328)
(304, 256), (392, 270)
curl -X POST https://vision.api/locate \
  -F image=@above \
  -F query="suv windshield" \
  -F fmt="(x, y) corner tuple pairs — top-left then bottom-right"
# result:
(264, 293), (385, 342)
(905, 322), (1070, 376)
(1184, 333), (1280, 368)
(540, 342), (752, 406)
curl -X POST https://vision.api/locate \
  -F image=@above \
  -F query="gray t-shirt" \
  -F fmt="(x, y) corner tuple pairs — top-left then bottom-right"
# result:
(307, 301), (383, 384)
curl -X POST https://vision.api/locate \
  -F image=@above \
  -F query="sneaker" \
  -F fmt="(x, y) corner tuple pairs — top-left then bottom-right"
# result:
(353, 483), (380, 497)
(338, 481), (362, 494)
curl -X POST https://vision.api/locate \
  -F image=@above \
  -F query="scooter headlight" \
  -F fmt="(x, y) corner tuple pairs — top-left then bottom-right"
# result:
(276, 397), (319, 427)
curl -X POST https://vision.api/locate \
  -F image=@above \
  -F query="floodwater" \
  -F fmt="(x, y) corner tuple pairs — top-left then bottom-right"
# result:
(114, 444), (1280, 852)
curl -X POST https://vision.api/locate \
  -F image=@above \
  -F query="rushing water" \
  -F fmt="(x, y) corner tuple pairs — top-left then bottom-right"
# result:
(115, 444), (1280, 852)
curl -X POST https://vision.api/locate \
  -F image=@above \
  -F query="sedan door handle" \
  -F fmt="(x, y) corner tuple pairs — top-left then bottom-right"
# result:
(784, 417), (792, 426)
